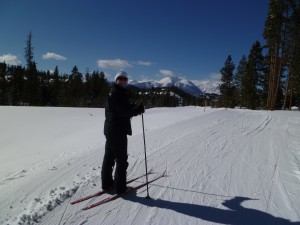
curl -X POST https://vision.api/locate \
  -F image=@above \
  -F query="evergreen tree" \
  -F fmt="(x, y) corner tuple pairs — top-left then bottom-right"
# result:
(98, 71), (110, 107)
(264, 0), (290, 110)
(263, 0), (300, 110)
(24, 32), (40, 105)
(40, 70), (50, 106)
(283, 0), (300, 109)
(219, 55), (236, 108)
(240, 41), (266, 109)
(241, 60), (257, 109)
(291, 11), (300, 109)
(0, 63), (8, 105)
(11, 66), (26, 105)
(24, 61), (40, 105)
(69, 66), (84, 106)
(86, 71), (101, 106)
(24, 31), (34, 70)
(49, 66), (61, 106)
(261, 55), (270, 108)
(234, 55), (247, 107)
(59, 74), (69, 106)
(0, 62), (6, 77)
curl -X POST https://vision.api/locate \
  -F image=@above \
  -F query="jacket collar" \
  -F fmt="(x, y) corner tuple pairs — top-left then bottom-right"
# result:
(112, 83), (127, 92)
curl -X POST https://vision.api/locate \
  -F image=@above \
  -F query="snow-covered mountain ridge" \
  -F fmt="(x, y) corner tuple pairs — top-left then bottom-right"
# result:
(129, 76), (220, 95)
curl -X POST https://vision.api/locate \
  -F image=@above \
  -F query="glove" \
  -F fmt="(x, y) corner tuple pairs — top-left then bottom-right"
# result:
(137, 103), (145, 114)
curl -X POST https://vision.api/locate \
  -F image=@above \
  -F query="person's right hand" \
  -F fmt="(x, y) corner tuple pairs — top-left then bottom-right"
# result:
(137, 103), (145, 114)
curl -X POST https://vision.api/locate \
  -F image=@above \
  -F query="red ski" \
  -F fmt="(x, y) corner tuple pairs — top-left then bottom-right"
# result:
(82, 171), (166, 210)
(70, 169), (153, 205)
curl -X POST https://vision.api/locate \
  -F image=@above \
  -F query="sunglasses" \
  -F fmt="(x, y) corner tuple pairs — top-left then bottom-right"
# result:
(118, 76), (128, 81)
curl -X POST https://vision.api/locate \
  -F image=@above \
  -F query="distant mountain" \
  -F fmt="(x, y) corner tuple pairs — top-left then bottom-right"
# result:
(129, 76), (220, 96)
(156, 77), (203, 96)
(129, 79), (157, 90)
(129, 76), (203, 96)
(191, 80), (221, 94)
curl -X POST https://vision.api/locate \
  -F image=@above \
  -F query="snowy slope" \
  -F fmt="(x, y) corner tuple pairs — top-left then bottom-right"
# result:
(156, 76), (203, 96)
(0, 106), (300, 225)
(191, 80), (221, 94)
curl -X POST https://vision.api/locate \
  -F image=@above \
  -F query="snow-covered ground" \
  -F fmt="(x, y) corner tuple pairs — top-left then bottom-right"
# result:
(0, 106), (300, 225)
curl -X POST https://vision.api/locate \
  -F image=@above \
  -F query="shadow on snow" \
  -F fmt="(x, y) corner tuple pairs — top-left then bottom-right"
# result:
(123, 193), (300, 225)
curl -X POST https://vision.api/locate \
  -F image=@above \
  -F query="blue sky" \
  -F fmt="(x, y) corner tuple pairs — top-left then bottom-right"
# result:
(0, 0), (269, 81)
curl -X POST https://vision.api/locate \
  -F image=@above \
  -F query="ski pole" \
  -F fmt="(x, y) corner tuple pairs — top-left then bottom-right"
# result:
(142, 113), (150, 198)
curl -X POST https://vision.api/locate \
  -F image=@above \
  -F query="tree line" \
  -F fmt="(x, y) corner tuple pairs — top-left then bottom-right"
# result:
(219, 0), (300, 110)
(0, 63), (110, 107)
(0, 32), (111, 107)
(0, 61), (201, 108)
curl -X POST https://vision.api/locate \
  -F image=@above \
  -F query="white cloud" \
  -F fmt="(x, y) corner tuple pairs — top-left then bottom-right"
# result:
(0, 54), (21, 65)
(97, 59), (132, 70)
(137, 61), (153, 66)
(104, 72), (113, 79)
(160, 69), (174, 77)
(42, 52), (67, 61)
(210, 73), (221, 80)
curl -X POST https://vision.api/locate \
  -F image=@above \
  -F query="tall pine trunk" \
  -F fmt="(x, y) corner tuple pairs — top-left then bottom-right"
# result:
(283, 68), (291, 109)
(267, 53), (275, 108)
(270, 38), (280, 111)
(269, 0), (284, 111)
(283, 42), (296, 109)
(288, 74), (294, 109)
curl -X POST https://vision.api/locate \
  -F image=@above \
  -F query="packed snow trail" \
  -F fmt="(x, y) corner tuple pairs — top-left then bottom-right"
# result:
(0, 106), (299, 225)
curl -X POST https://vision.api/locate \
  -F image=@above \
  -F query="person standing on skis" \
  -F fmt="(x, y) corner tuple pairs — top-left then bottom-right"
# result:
(102, 71), (145, 194)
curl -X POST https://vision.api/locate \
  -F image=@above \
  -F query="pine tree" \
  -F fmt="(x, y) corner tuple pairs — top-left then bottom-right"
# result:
(24, 61), (40, 105)
(87, 71), (101, 106)
(292, 3), (300, 109)
(264, 0), (290, 110)
(69, 66), (84, 106)
(264, 0), (300, 110)
(283, 0), (300, 109)
(59, 74), (69, 106)
(11, 66), (26, 105)
(24, 32), (40, 105)
(98, 71), (109, 107)
(241, 41), (266, 109)
(261, 55), (270, 108)
(24, 31), (34, 70)
(48, 66), (61, 106)
(241, 60), (257, 109)
(0, 63), (8, 105)
(234, 55), (247, 107)
(219, 55), (236, 108)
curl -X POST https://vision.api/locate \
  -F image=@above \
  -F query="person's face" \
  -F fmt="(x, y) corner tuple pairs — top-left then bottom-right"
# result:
(116, 76), (128, 87)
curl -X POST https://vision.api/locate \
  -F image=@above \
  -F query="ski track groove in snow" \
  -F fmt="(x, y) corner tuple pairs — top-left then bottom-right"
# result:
(266, 147), (280, 213)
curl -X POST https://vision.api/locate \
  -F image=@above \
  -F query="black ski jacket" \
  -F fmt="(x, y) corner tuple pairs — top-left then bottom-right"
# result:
(104, 83), (139, 136)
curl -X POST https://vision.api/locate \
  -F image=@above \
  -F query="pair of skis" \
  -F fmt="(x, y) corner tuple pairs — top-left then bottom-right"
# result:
(70, 170), (165, 210)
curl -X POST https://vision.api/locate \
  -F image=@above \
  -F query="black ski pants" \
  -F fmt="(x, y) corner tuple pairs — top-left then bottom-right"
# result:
(101, 134), (128, 193)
